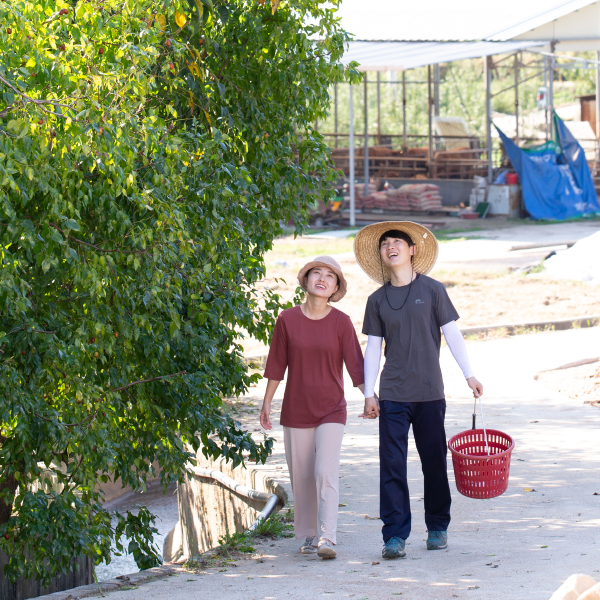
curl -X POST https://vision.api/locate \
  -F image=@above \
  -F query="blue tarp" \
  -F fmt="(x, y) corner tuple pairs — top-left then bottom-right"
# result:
(495, 115), (600, 220)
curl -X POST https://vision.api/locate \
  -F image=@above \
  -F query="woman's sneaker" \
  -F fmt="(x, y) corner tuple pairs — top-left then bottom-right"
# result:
(382, 536), (406, 559)
(300, 536), (317, 554)
(427, 530), (448, 550)
(317, 538), (337, 559)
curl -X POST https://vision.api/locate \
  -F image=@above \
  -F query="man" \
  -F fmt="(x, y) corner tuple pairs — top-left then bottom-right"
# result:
(354, 221), (483, 559)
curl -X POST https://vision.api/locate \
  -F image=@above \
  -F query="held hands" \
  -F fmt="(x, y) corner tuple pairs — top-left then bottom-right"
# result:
(467, 376), (483, 399)
(360, 395), (380, 420)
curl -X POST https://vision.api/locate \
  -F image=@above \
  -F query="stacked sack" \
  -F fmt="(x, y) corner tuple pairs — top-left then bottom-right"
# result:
(362, 187), (410, 211)
(398, 184), (443, 211)
(342, 182), (377, 209)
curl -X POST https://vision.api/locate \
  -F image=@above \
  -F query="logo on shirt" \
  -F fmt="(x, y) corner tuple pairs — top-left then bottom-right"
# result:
(415, 299), (425, 304)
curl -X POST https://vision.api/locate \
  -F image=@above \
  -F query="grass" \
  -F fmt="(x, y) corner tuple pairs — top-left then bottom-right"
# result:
(182, 510), (294, 572)
(250, 510), (294, 539)
(266, 236), (356, 260)
(267, 226), (486, 262)
(434, 227), (484, 242)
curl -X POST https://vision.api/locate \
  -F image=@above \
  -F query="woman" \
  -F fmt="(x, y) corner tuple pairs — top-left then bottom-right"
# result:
(260, 256), (365, 560)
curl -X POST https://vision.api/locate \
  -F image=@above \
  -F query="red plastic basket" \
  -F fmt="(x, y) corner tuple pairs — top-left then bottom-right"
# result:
(448, 428), (515, 499)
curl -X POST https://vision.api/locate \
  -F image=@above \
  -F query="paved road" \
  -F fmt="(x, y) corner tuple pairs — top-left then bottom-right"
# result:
(107, 327), (600, 600)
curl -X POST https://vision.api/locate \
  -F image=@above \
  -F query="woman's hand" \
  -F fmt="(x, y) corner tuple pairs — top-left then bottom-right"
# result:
(467, 376), (483, 398)
(260, 403), (272, 430)
(360, 396), (380, 420)
(260, 379), (280, 431)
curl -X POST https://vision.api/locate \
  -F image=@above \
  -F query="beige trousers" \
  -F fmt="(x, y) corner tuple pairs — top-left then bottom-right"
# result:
(283, 422), (345, 545)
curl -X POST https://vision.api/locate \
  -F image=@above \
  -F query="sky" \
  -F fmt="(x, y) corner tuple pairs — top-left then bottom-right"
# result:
(335, 0), (596, 41)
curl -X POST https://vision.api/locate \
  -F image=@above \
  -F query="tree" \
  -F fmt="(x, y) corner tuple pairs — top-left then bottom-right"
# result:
(0, 0), (359, 583)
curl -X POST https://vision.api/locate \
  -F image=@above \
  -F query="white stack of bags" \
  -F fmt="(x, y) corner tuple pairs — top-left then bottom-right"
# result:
(550, 574), (600, 600)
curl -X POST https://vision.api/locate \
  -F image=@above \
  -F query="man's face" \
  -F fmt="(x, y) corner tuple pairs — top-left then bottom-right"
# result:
(379, 236), (414, 268)
(306, 266), (339, 300)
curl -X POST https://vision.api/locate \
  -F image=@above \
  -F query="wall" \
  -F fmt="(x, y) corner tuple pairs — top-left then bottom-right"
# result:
(163, 454), (287, 563)
(0, 553), (94, 600)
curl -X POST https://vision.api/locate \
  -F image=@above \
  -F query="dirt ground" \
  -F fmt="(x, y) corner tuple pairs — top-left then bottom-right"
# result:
(244, 220), (600, 355)
(536, 361), (600, 408)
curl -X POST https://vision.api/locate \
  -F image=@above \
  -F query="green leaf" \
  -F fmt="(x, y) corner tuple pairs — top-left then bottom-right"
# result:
(63, 219), (80, 231)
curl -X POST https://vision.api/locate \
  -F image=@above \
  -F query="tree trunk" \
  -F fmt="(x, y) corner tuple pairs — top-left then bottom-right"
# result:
(0, 473), (17, 525)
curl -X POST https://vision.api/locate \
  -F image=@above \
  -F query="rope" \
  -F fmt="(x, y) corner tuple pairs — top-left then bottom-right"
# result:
(478, 394), (490, 455)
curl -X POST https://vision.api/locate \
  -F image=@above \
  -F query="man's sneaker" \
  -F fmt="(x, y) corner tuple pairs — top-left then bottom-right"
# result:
(317, 538), (337, 559)
(427, 530), (448, 550)
(300, 536), (317, 554)
(382, 536), (406, 559)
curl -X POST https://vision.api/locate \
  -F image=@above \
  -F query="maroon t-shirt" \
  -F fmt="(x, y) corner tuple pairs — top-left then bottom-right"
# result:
(264, 305), (365, 428)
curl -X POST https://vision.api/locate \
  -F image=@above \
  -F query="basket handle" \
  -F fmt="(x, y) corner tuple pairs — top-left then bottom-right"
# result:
(473, 393), (490, 456)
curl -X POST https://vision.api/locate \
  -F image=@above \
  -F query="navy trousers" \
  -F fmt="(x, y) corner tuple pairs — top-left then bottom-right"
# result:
(379, 399), (451, 542)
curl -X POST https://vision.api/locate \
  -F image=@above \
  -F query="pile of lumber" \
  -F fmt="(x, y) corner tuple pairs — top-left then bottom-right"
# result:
(397, 184), (443, 211)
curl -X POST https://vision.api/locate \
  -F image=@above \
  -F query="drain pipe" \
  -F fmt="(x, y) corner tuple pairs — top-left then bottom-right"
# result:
(188, 465), (281, 531)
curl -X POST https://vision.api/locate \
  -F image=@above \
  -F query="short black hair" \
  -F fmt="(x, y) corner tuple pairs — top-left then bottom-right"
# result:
(379, 229), (414, 248)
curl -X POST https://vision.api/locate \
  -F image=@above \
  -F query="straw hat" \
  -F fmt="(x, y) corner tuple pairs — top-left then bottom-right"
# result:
(297, 255), (347, 302)
(354, 221), (438, 284)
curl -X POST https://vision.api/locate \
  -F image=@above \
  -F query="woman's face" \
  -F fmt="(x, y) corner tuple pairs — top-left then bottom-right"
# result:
(306, 266), (339, 300)
(380, 236), (414, 268)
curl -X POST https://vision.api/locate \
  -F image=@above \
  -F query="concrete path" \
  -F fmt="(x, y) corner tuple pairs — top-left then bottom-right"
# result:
(107, 327), (600, 600)
(436, 221), (600, 272)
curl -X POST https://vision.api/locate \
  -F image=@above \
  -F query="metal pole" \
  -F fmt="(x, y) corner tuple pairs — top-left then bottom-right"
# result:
(549, 42), (555, 140)
(349, 84), (355, 227)
(544, 56), (549, 141)
(484, 55), (493, 183)
(334, 82), (338, 149)
(514, 53), (520, 146)
(428, 64), (433, 178)
(433, 63), (440, 151)
(377, 71), (381, 145)
(402, 70), (407, 150)
(434, 64), (440, 116)
(364, 72), (369, 188)
(596, 51), (600, 149)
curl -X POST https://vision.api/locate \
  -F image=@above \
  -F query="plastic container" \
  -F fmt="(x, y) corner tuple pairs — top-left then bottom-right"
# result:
(506, 173), (519, 185)
(448, 428), (514, 499)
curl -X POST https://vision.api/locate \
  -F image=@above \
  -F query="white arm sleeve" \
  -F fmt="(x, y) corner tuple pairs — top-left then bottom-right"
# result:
(364, 335), (383, 398)
(441, 320), (474, 379)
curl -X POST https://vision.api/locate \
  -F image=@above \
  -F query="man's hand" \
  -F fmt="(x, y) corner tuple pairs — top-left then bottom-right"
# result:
(467, 376), (483, 398)
(260, 404), (272, 430)
(360, 396), (380, 420)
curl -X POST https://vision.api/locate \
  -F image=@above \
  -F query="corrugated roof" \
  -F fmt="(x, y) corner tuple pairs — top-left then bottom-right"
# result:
(344, 40), (548, 71)
(486, 0), (598, 40)
(336, 0), (599, 42)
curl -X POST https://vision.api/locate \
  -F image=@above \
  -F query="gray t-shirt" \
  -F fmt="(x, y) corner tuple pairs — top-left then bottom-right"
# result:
(362, 274), (459, 402)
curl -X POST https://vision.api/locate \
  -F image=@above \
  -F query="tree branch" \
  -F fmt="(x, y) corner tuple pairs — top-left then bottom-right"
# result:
(110, 370), (186, 393)
(0, 74), (79, 121)
(49, 223), (148, 255)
